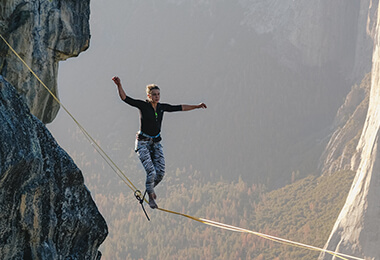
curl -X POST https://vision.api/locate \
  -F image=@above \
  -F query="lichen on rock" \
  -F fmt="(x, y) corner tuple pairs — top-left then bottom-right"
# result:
(0, 75), (107, 259)
(0, 0), (90, 124)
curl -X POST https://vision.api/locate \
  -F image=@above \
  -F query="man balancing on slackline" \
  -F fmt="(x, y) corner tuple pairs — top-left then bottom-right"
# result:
(112, 76), (207, 209)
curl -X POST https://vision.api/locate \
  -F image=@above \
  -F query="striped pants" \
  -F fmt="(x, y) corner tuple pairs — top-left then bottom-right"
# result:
(135, 139), (165, 195)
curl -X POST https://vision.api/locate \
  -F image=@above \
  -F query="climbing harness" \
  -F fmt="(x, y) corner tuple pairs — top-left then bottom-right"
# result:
(138, 130), (161, 139)
(0, 33), (365, 260)
(134, 190), (150, 221)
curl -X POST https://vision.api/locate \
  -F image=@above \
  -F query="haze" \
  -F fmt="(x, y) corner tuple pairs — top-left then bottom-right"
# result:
(47, 1), (357, 257)
(49, 0), (355, 187)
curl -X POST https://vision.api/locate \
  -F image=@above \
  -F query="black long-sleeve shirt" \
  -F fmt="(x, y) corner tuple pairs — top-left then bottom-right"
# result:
(123, 96), (182, 137)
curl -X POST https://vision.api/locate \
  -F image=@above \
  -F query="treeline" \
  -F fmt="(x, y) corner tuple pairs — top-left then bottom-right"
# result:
(83, 165), (354, 260)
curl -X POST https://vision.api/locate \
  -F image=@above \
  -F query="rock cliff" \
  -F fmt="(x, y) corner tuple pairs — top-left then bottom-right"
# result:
(319, 1), (380, 259)
(0, 0), (107, 259)
(319, 74), (370, 175)
(0, 0), (90, 124)
(242, 0), (380, 258)
(241, 0), (373, 81)
(0, 76), (107, 259)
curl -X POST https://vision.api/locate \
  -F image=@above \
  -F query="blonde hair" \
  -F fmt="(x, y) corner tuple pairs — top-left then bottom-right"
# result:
(146, 84), (160, 95)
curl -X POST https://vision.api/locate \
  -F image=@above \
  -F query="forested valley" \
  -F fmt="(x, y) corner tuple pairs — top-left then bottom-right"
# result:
(70, 141), (354, 260)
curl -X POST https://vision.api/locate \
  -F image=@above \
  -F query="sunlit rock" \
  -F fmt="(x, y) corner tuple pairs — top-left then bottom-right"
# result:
(319, 74), (370, 175)
(320, 1), (380, 259)
(0, 0), (90, 123)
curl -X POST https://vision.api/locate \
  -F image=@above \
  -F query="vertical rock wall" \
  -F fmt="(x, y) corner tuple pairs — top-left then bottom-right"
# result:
(320, 2), (380, 259)
(0, 0), (90, 124)
(0, 76), (107, 259)
(241, 0), (371, 80)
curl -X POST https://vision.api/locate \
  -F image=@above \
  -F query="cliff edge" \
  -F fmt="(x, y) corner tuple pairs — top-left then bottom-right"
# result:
(0, 76), (107, 259)
(0, 0), (108, 259)
(0, 0), (90, 124)
(319, 1), (380, 259)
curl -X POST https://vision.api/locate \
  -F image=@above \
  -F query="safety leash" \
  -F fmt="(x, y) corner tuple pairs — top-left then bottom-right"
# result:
(134, 190), (150, 221)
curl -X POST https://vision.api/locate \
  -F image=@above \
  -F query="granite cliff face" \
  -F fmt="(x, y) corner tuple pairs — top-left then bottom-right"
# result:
(0, 76), (107, 259)
(0, 0), (107, 259)
(319, 74), (370, 175)
(240, 0), (373, 80)
(319, 1), (380, 259)
(0, 0), (90, 124)
(241, 0), (380, 258)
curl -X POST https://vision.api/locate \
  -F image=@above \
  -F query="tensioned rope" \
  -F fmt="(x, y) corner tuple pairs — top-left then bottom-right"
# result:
(0, 34), (138, 194)
(0, 34), (364, 260)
